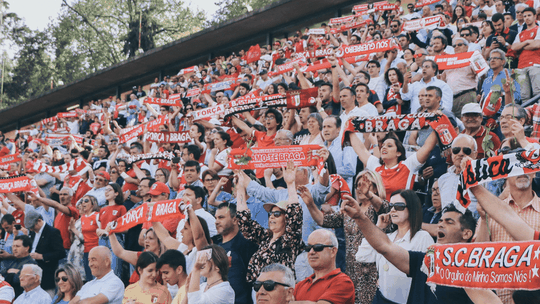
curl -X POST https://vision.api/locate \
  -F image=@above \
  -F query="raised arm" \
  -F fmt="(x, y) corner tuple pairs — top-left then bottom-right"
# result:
(152, 221), (180, 250)
(31, 193), (72, 216)
(342, 195), (410, 274)
(231, 115), (254, 135)
(109, 232), (139, 265)
(415, 130), (438, 164)
(350, 131), (372, 166)
(187, 206), (209, 250)
(298, 185), (324, 226)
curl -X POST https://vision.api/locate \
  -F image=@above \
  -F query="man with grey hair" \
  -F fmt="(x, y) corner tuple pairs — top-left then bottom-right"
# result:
(255, 264), (295, 304)
(510, 3), (529, 34)
(479, 49), (521, 108)
(293, 229), (354, 303)
(437, 134), (480, 217)
(13, 264), (51, 304)
(27, 188), (79, 253)
(442, 37), (477, 118)
(24, 210), (65, 294)
(274, 129), (294, 146)
(70, 246), (124, 304)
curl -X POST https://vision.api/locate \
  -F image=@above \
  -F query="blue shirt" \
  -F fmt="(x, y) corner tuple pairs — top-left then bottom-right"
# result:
(228, 197), (268, 229)
(326, 136), (357, 190)
(480, 68), (521, 112)
(13, 286), (51, 304)
(246, 181), (330, 242)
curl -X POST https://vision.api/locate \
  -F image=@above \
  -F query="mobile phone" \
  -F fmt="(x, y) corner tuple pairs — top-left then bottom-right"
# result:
(15, 225), (21, 230)
(172, 157), (181, 164)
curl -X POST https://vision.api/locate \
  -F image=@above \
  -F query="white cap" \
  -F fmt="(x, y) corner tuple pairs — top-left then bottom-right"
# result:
(461, 103), (482, 115)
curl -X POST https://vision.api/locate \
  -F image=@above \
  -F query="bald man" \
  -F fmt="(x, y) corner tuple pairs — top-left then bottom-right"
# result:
(70, 246), (124, 304)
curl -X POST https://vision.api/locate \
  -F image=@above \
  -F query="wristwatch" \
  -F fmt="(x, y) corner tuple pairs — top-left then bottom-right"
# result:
(318, 108), (325, 113)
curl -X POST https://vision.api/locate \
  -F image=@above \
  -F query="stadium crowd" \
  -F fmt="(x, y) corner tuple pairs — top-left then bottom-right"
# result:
(1, 0), (540, 303)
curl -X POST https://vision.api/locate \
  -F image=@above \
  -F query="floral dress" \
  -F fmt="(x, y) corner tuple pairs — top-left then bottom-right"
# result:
(67, 218), (85, 279)
(322, 201), (390, 304)
(237, 202), (303, 283)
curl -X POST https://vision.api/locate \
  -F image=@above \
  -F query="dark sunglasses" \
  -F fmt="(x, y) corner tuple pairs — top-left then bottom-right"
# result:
(55, 276), (69, 283)
(453, 43), (465, 48)
(253, 280), (289, 292)
(389, 202), (407, 211)
(111, 171), (118, 174)
(82, 199), (91, 203)
(461, 33), (470, 37)
(268, 210), (284, 218)
(305, 244), (334, 252)
(452, 147), (472, 155)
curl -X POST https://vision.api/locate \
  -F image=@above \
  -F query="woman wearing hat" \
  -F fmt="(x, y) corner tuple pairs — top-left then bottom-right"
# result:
(235, 161), (303, 284)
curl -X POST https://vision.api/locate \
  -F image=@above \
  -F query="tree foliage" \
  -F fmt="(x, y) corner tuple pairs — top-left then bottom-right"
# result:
(210, 0), (279, 25)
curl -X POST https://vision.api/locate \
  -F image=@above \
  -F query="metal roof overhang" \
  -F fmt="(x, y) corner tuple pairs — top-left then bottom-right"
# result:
(0, 0), (364, 131)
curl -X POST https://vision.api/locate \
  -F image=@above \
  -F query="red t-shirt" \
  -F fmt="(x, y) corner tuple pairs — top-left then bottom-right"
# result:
(12, 209), (24, 226)
(294, 268), (355, 303)
(54, 206), (80, 250)
(81, 212), (99, 253)
(99, 205), (127, 229)
(227, 128), (245, 149)
(73, 181), (92, 207)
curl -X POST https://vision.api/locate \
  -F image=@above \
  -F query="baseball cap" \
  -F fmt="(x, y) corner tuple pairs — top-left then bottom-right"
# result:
(461, 103), (482, 115)
(148, 182), (170, 196)
(263, 200), (288, 213)
(96, 171), (111, 181)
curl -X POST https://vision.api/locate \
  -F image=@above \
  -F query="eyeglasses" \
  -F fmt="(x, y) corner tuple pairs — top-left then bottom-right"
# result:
(391, 25), (399, 28)
(55, 277), (69, 283)
(305, 244), (334, 252)
(95, 178), (106, 182)
(516, 10), (524, 14)
(452, 147), (472, 155)
(204, 178), (217, 182)
(389, 202), (408, 211)
(432, 187), (440, 195)
(82, 199), (91, 203)
(268, 210), (284, 218)
(253, 280), (289, 292)
(461, 33), (470, 37)
(111, 171), (118, 174)
(453, 43), (466, 47)
(264, 116), (276, 121)
(488, 57), (503, 61)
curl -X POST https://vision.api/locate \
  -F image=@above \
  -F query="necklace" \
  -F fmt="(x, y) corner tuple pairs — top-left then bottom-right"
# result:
(206, 278), (223, 290)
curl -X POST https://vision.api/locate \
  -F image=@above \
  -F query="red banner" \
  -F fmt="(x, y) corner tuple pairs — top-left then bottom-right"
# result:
(330, 19), (373, 34)
(426, 52), (473, 70)
(353, 1), (398, 12)
(245, 44), (262, 64)
(0, 153), (22, 166)
(296, 48), (336, 59)
(335, 39), (399, 58)
(144, 97), (183, 107)
(168, 93), (182, 101)
(149, 199), (187, 223)
(423, 242), (540, 290)
(110, 199), (187, 233)
(201, 78), (243, 94)
(57, 112), (78, 118)
(119, 115), (169, 143)
(329, 15), (356, 25)
(307, 28), (326, 35)
(144, 131), (192, 143)
(228, 145), (322, 170)
(285, 88), (319, 109)
(186, 88), (200, 98)
(268, 58), (307, 77)
(110, 203), (149, 233)
(416, 0), (447, 8)
(191, 104), (225, 120)
(0, 175), (32, 193)
(402, 16), (446, 32)
(299, 56), (369, 74)
(178, 65), (198, 76)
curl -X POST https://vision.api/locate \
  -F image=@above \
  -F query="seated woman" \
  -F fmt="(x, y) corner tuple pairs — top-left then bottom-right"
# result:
(186, 245), (235, 304)
(52, 263), (83, 304)
(123, 252), (172, 304)
(235, 161), (303, 284)
(356, 189), (434, 304)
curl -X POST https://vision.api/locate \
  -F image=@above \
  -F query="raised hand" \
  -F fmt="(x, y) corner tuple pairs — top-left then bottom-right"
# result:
(282, 160), (297, 185)
(340, 195), (365, 220)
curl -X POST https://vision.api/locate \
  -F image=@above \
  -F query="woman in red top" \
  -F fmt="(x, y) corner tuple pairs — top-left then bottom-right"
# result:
(97, 183), (127, 278)
(77, 195), (100, 281)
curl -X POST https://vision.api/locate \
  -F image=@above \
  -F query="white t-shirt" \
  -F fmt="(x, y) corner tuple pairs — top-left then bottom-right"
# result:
(359, 102), (379, 117)
(76, 270), (125, 304)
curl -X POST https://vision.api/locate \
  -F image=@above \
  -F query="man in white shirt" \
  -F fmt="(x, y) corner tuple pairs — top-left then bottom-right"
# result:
(338, 87), (369, 136)
(366, 61), (387, 102)
(70, 246), (125, 304)
(355, 84), (379, 117)
(175, 185), (217, 241)
(401, 60), (453, 113)
(255, 70), (274, 91)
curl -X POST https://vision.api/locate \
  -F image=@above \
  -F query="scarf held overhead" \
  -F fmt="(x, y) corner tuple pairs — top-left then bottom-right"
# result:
(228, 145), (323, 170)
(0, 175), (32, 193)
(422, 242), (540, 290)
(110, 199), (188, 233)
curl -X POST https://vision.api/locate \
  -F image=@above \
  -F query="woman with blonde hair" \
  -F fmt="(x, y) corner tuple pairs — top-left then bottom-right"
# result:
(299, 169), (390, 304)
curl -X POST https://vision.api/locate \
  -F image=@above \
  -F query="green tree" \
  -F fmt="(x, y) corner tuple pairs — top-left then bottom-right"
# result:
(210, 0), (279, 25)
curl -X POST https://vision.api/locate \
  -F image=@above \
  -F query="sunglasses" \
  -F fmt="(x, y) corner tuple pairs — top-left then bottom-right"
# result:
(389, 202), (407, 211)
(253, 280), (289, 292)
(305, 244), (334, 252)
(452, 147), (472, 155)
(461, 33), (470, 37)
(268, 210), (284, 218)
(55, 276), (69, 283)
(453, 43), (465, 47)
(82, 199), (91, 203)
(111, 171), (118, 174)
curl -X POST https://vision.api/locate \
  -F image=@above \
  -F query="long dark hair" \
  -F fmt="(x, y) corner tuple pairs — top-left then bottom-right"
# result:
(54, 263), (83, 304)
(135, 251), (159, 275)
(379, 134), (407, 165)
(108, 183), (124, 206)
(384, 68), (404, 86)
(202, 244), (229, 281)
(390, 189), (423, 238)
